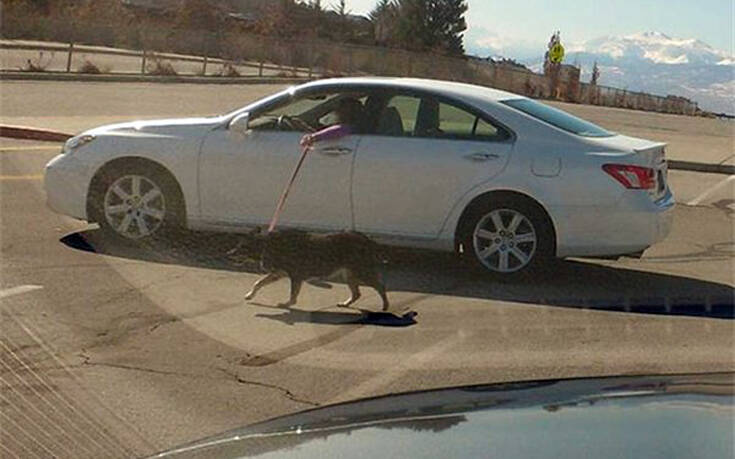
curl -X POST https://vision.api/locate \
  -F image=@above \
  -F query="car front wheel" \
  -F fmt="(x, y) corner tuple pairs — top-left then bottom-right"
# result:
(89, 163), (183, 241)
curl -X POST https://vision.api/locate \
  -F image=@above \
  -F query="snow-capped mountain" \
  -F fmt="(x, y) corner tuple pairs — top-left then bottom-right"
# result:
(520, 32), (734, 114)
(567, 31), (732, 66)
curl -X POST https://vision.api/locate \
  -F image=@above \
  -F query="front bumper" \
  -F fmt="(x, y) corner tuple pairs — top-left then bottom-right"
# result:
(44, 154), (90, 220)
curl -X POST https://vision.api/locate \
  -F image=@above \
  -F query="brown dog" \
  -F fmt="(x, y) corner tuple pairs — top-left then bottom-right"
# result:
(244, 230), (389, 310)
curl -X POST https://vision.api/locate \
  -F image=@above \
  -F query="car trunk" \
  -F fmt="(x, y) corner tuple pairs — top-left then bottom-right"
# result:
(590, 134), (669, 201)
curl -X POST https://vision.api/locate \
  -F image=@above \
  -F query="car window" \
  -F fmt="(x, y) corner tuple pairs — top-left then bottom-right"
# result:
(503, 98), (614, 137)
(249, 92), (367, 133)
(474, 118), (501, 138)
(374, 95), (508, 141)
(437, 102), (475, 137)
(403, 97), (509, 141)
(436, 101), (508, 141)
(317, 95), (369, 126)
(376, 95), (420, 136)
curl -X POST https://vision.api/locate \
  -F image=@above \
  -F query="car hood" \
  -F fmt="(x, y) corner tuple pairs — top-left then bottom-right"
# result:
(85, 116), (227, 138)
(152, 373), (734, 459)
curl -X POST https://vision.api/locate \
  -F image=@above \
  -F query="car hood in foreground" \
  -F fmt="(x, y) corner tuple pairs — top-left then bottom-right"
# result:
(153, 373), (734, 459)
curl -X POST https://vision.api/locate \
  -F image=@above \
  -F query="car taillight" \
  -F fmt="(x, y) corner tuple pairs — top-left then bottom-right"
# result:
(602, 164), (655, 190)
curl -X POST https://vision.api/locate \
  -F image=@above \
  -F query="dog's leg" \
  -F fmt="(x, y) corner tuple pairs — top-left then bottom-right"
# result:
(245, 272), (283, 300)
(278, 277), (303, 308)
(368, 272), (390, 311)
(338, 271), (361, 307)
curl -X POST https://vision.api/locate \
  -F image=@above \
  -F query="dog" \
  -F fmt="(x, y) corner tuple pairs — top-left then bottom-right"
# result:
(242, 230), (390, 310)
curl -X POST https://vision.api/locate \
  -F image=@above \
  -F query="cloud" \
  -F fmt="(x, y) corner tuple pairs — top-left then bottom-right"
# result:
(464, 26), (544, 59)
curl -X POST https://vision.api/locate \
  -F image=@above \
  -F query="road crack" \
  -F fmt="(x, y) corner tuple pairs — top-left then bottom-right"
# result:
(218, 368), (319, 407)
(77, 350), (207, 379)
(74, 352), (319, 407)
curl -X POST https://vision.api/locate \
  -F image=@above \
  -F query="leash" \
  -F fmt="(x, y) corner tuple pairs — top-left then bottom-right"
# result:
(268, 144), (311, 233)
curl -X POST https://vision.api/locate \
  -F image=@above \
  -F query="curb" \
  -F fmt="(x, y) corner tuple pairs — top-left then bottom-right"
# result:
(668, 160), (734, 176)
(0, 71), (310, 85)
(0, 125), (72, 142)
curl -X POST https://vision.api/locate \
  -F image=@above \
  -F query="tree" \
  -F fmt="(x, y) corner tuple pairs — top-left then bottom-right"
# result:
(254, 0), (300, 38)
(369, 0), (395, 20)
(333, 0), (349, 41)
(334, 0), (347, 16)
(591, 61), (600, 85)
(175, 0), (222, 31)
(378, 0), (468, 55)
(369, 0), (397, 45)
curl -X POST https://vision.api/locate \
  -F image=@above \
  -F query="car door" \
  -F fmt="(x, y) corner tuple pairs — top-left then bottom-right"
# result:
(198, 90), (361, 231)
(352, 93), (514, 238)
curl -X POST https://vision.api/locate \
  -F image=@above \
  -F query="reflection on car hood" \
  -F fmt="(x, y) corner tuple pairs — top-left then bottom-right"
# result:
(153, 373), (734, 459)
(86, 116), (226, 137)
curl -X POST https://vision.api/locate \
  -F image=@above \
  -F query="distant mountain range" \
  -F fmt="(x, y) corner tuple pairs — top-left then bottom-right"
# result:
(469, 31), (734, 114)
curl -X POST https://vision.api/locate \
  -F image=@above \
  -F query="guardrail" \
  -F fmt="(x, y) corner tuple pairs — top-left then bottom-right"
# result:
(1, 40), (321, 78)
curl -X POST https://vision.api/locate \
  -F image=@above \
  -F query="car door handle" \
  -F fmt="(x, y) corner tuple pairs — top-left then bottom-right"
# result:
(465, 152), (500, 162)
(319, 147), (352, 156)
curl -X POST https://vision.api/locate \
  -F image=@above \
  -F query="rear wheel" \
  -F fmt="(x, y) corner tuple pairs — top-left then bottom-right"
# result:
(89, 163), (184, 241)
(459, 196), (555, 277)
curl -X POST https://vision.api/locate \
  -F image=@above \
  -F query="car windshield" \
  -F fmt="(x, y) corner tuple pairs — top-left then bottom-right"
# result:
(503, 98), (615, 137)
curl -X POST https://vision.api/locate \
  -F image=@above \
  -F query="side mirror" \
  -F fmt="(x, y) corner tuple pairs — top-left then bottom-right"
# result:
(229, 113), (250, 135)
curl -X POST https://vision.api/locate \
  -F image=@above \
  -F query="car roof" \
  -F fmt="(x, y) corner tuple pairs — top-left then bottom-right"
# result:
(298, 77), (524, 104)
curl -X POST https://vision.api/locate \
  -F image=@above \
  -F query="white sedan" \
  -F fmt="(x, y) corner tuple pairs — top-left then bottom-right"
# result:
(44, 77), (674, 275)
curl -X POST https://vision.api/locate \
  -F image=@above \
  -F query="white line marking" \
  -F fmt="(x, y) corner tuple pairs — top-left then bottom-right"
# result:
(0, 285), (43, 300)
(326, 333), (461, 405)
(0, 175), (43, 181)
(687, 175), (735, 206)
(0, 146), (59, 152)
(4, 313), (154, 453)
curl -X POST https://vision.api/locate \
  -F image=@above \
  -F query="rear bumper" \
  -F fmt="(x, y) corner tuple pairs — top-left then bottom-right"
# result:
(44, 154), (90, 220)
(554, 189), (675, 258)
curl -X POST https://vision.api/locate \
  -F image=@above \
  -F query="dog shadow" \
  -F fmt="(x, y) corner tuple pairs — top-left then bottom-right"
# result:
(61, 229), (734, 320)
(249, 303), (417, 327)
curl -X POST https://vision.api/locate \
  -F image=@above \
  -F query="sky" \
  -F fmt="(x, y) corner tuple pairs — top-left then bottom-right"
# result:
(338, 0), (733, 58)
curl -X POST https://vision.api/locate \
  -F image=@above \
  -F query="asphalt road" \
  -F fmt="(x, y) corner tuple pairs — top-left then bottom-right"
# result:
(1, 82), (734, 457)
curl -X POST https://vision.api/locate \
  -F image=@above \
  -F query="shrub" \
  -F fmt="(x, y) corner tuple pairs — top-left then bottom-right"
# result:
(220, 62), (240, 77)
(147, 58), (178, 76)
(78, 60), (101, 74)
(20, 51), (53, 72)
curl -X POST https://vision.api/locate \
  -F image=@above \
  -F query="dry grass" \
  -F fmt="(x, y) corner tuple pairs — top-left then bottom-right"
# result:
(78, 60), (102, 74)
(19, 51), (53, 72)
(217, 62), (240, 77)
(147, 58), (178, 76)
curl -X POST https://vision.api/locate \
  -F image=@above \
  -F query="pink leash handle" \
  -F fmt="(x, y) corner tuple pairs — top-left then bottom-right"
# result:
(268, 145), (311, 233)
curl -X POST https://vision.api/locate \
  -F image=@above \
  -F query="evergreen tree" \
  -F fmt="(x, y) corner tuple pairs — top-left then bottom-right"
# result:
(369, 0), (397, 45)
(591, 61), (600, 85)
(388, 0), (468, 54)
